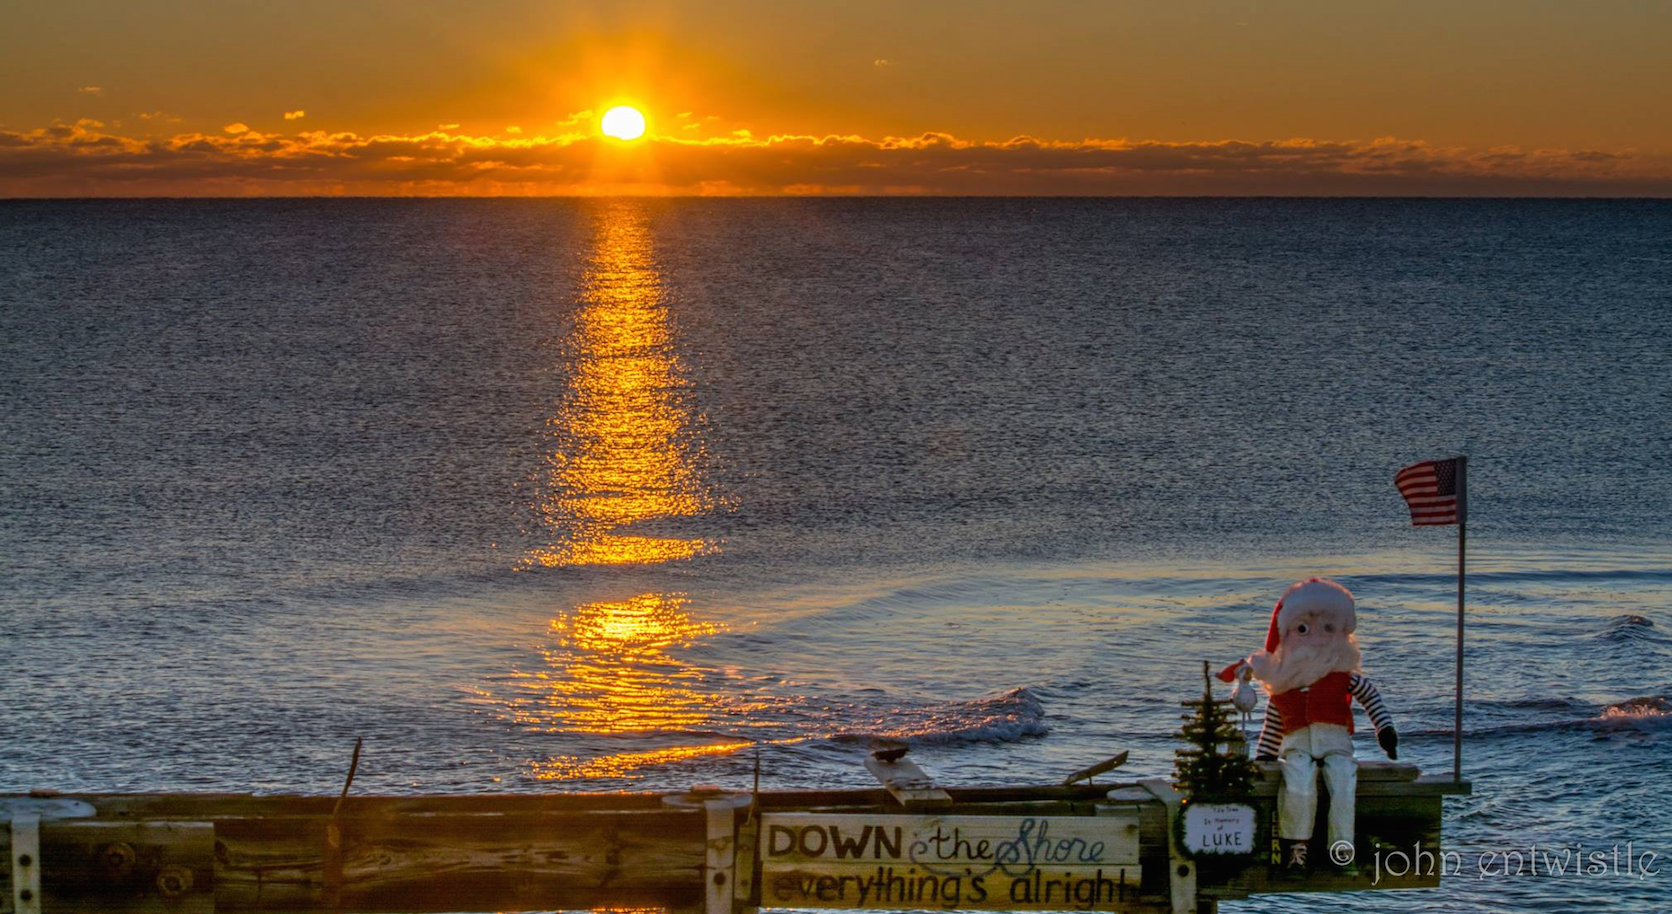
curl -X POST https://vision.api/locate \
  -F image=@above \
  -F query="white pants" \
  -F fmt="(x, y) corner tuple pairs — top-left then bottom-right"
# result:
(1277, 723), (1357, 845)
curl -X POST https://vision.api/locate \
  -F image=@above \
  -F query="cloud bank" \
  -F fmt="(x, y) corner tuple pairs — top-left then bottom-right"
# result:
(1, 120), (1667, 197)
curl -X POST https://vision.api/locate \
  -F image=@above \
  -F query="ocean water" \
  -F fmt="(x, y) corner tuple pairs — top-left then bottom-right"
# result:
(2, 198), (1670, 912)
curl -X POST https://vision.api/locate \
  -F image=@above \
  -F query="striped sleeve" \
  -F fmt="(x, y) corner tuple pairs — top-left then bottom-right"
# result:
(1349, 673), (1394, 733)
(1254, 705), (1283, 760)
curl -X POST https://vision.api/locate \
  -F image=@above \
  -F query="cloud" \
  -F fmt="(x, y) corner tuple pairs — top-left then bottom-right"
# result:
(505, 125), (522, 134)
(874, 59), (892, 67)
(284, 110), (306, 120)
(0, 119), (1667, 197)
(222, 122), (249, 135)
(551, 110), (594, 129)
(77, 86), (103, 96)
(438, 123), (460, 130)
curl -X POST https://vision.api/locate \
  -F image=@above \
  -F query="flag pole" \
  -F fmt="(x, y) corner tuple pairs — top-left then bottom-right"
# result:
(1453, 454), (1467, 782)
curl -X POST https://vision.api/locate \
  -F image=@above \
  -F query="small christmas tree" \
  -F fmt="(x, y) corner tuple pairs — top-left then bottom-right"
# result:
(1173, 660), (1258, 800)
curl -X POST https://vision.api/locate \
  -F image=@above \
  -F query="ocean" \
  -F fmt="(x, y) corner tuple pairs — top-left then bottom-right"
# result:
(2, 198), (1669, 912)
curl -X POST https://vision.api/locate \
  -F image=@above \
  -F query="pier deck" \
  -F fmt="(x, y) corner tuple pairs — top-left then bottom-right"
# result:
(1, 762), (1468, 914)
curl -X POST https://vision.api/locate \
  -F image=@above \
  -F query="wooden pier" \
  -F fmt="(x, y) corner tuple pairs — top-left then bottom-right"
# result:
(2, 759), (1468, 914)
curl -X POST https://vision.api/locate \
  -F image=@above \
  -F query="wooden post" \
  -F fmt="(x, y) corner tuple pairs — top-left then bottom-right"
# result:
(323, 737), (363, 912)
(1138, 778), (1197, 914)
(732, 812), (757, 914)
(704, 799), (739, 914)
(1454, 455), (1467, 783)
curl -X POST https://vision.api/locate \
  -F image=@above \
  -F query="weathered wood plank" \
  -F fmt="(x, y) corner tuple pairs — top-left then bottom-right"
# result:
(761, 864), (1147, 911)
(761, 814), (1140, 866)
(1062, 753), (1130, 786)
(210, 809), (705, 913)
(3, 785), (1126, 823)
(1351, 761), (1422, 781)
(1250, 775), (1470, 797)
(1, 821), (213, 914)
(0, 779), (1461, 913)
(1202, 794), (1447, 899)
(862, 758), (953, 809)
(758, 813), (1143, 910)
(1254, 759), (1422, 783)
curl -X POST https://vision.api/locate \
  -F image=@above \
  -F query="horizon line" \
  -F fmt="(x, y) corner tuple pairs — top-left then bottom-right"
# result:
(6, 193), (1672, 202)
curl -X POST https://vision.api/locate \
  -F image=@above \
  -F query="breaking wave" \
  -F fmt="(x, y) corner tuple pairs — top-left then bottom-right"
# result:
(834, 686), (1049, 746)
(1408, 695), (1672, 737)
(1600, 695), (1672, 720)
(1597, 614), (1668, 644)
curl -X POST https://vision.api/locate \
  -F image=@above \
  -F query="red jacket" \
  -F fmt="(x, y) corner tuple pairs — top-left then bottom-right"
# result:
(1268, 670), (1355, 735)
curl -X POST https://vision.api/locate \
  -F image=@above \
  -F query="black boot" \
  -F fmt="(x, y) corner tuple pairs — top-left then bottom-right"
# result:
(1332, 841), (1360, 877)
(1280, 839), (1310, 878)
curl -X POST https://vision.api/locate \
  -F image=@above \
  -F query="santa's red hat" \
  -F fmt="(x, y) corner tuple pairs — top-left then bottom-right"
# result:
(1219, 577), (1356, 681)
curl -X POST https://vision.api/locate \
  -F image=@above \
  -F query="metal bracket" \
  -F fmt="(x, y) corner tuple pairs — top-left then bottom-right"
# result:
(9, 798), (94, 914)
(0, 799), (96, 822)
(11, 814), (42, 914)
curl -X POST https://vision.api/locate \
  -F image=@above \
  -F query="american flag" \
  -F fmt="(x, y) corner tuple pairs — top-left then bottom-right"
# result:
(1395, 457), (1463, 526)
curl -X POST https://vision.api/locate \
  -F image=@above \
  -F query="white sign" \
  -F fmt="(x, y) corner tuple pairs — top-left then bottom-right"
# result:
(1180, 803), (1257, 856)
(759, 813), (1142, 910)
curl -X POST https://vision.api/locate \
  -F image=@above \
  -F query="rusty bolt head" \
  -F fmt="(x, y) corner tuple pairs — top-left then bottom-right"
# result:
(100, 842), (137, 875)
(156, 865), (194, 898)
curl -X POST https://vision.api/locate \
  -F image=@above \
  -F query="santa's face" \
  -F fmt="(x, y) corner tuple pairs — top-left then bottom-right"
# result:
(1281, 607), (1348, 648)
(1249, 605), (1361, 694)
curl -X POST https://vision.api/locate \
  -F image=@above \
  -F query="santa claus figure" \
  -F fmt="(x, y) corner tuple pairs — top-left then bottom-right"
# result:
(1218, 577), (1398, 874)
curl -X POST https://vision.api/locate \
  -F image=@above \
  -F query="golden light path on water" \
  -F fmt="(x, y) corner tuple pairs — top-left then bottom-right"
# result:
(517, 592), (721, 735)
(510, 203), (755, 781)
(526, 202), (711, 569)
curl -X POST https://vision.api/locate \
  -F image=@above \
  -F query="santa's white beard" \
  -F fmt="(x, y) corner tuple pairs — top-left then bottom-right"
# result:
(1249, 634), (1361, 694)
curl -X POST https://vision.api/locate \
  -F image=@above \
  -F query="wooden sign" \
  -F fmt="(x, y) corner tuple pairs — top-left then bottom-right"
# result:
(759, 813), (1141, 910)
(1179, 803), (1257, 857)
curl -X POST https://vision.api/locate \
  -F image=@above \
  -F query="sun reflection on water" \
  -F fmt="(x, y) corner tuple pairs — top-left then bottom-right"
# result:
(508, 592), (722, 734)
(507, 203), (742, 782)
(525, 202), (712, 568)
(530, 738), (757, 781)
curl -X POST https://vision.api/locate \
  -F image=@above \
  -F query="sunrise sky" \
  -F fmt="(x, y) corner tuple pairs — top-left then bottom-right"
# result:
(4, 0), (1670, 196)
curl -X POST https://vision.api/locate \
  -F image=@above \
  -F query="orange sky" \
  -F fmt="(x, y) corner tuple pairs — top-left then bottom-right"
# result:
(3, 1), (1670, 196)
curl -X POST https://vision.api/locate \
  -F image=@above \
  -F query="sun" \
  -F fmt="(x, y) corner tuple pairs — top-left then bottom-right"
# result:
(600, 105), (647, 141)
